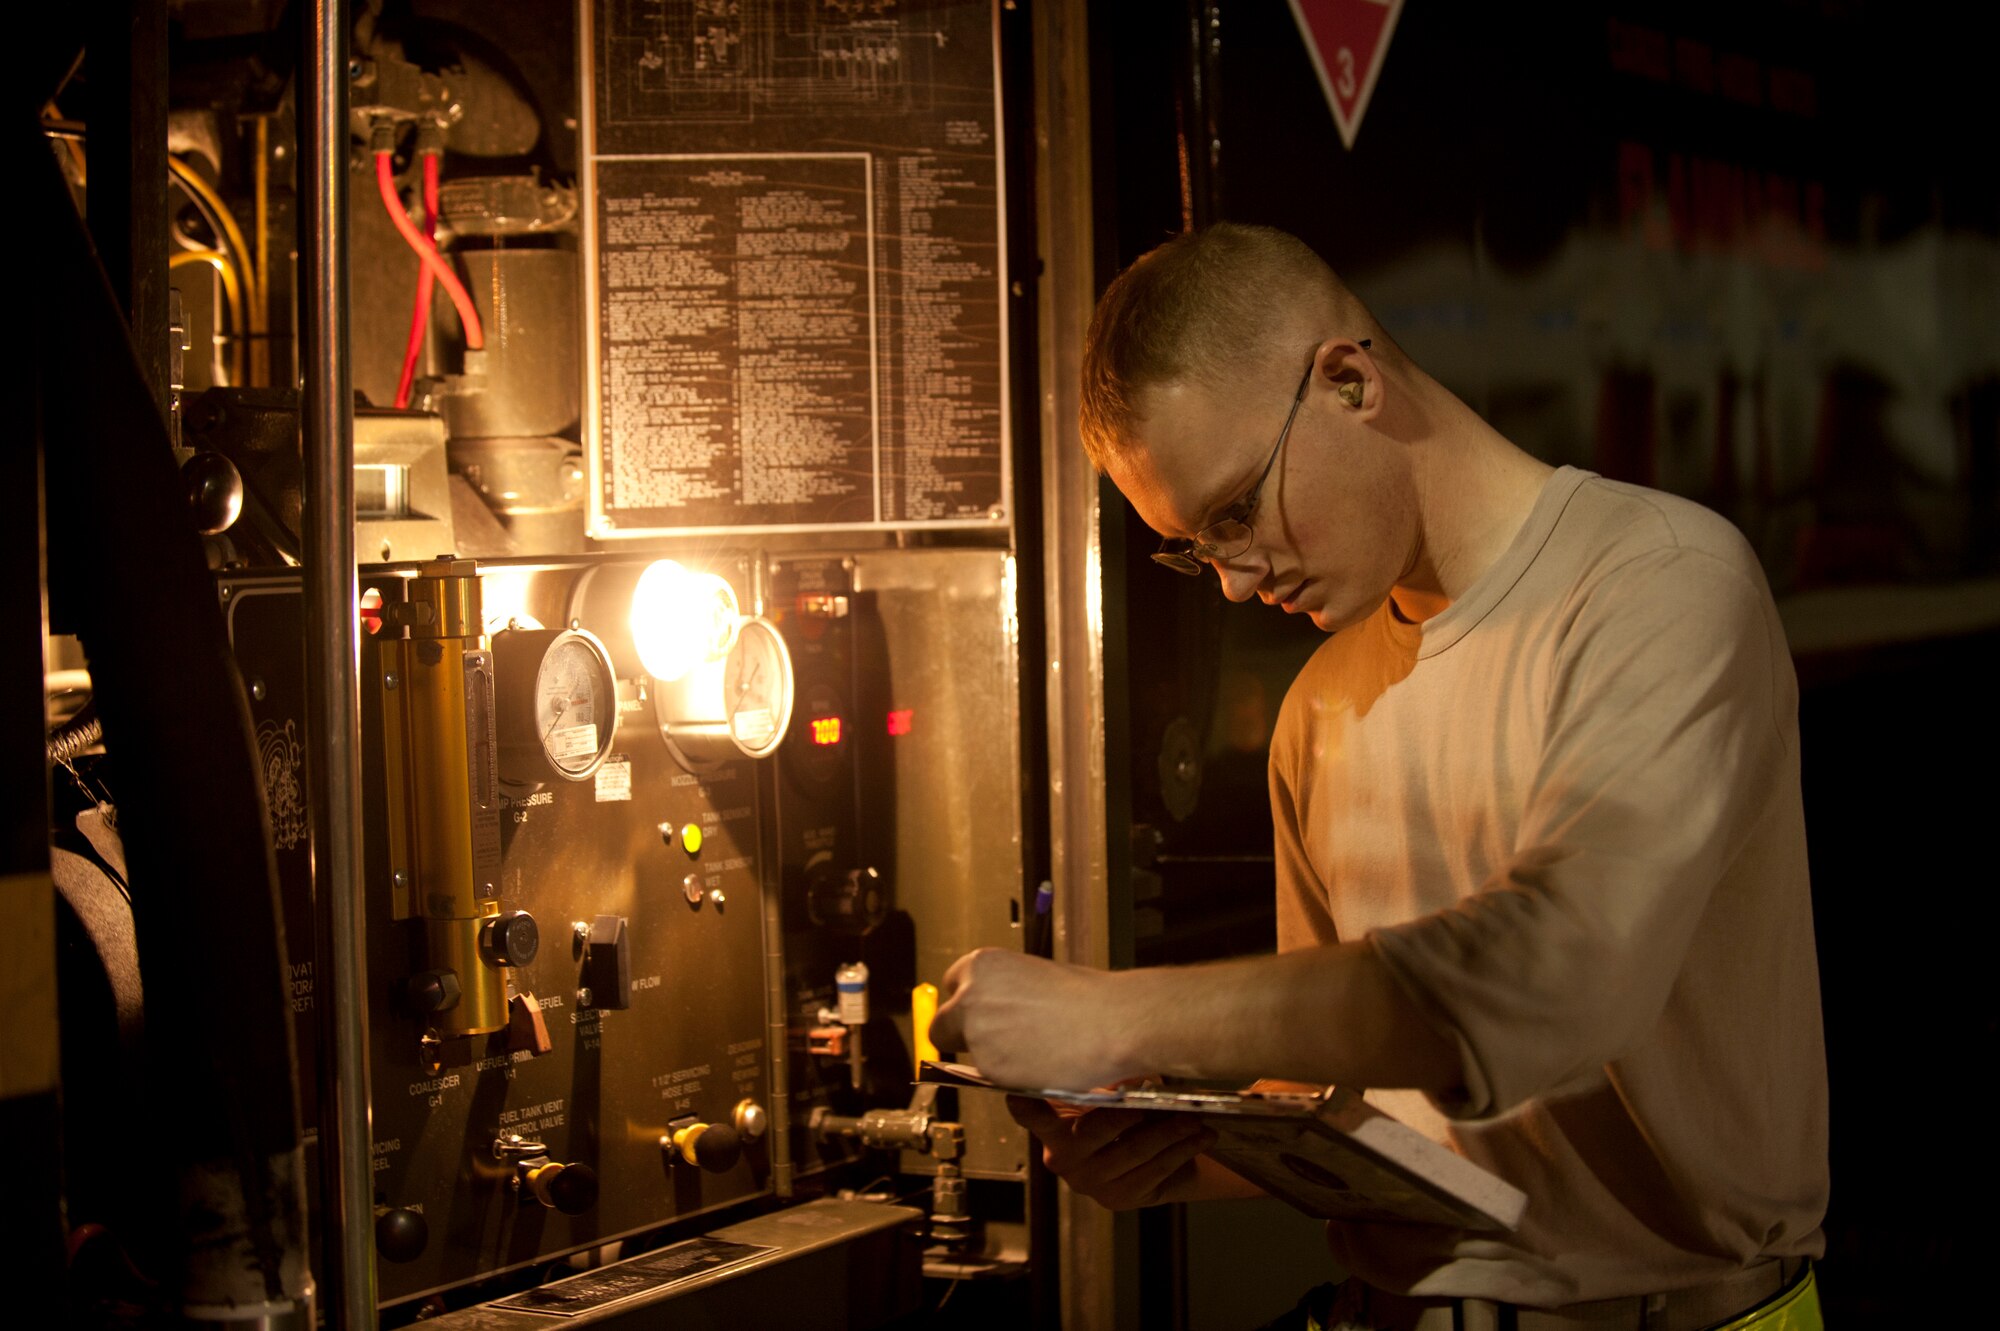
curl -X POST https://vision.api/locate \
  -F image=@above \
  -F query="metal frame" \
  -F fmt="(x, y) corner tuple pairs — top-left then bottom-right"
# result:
(1031, 1), (1118, 1326)
(299, 1), (377, 1325)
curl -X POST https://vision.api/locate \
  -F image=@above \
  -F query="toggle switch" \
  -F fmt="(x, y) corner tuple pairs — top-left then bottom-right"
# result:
(579, 914), (630, 1010)
(508, 992), (553, 1057)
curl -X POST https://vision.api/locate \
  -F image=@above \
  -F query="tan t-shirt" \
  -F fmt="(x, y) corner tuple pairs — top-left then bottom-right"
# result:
(1268, 467), (1827, 1305)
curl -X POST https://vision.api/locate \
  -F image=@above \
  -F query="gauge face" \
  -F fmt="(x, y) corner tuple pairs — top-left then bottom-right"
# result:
(722, 619), (795, 759)
(533, 631), (617, 777)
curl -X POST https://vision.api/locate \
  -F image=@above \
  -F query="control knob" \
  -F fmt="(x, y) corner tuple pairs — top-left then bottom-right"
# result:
(374, 1207), (428, 1263)
(664, 1121), (742, 1173)
(480, 910), (540, 967)
(521, 1160), (598, 1215)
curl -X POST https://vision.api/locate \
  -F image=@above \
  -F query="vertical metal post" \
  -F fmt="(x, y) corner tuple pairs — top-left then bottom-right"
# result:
(1032, 1), (1120, 1327)
(298, 2), (376, 1326)
(85, 0), (170, 418)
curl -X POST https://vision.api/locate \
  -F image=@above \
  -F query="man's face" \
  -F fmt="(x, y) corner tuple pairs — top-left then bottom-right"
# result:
(1108, 364), (1418, 634)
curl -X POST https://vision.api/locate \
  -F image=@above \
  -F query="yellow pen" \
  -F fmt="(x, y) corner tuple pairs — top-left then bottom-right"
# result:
(912, 982), (940, 1075)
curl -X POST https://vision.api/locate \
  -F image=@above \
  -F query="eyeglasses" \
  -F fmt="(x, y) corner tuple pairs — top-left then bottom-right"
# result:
(1152, 340), (1367, 576)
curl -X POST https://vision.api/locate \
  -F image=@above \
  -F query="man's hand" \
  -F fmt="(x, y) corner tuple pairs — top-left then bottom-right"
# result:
(1006, 1096), (1217, 1210)
(928, 948), (1133, 1091)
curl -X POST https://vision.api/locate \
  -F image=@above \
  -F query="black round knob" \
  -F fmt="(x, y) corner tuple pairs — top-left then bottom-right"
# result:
(182, 451), (244, 535)
(480, 910), (540, 967)
(693, 1123), (742, 1173)
(407, 968), (461, 1013)
(375, 1207), (428, 1263)
(547, 1162), (598, 1215)
(808, 866), (888, 934)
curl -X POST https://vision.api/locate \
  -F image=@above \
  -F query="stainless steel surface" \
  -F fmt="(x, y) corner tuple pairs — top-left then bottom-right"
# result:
(298, 1), (375, 1325)
(354, 409), (454, 563)
(1034, 0), (1118, 1325)
(439, 175), (579, 236)
(442, 250), (580, 440)
(849, 549), (1028, 1181)
(416, 1199), (921, 1329)
(761, 771), (795, 1197)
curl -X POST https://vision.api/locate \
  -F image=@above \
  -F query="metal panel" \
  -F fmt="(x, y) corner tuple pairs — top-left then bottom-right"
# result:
(417, 1198), (922, 1329)
(225, 559), (783, 1310)
(850, 547), (1029, 1182)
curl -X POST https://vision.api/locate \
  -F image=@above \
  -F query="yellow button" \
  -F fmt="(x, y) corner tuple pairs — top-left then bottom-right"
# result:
(681, 823), (703, 856)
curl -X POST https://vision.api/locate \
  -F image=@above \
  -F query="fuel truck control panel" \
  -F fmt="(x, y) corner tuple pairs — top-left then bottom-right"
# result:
(228, 556), (783, 1303)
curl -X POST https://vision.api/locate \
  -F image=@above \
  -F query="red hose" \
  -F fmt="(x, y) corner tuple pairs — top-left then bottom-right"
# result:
(392, 151), (440, 408)
(374, 150), (484, 352)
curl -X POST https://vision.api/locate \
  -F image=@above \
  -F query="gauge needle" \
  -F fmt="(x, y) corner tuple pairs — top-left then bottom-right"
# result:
(734, 659), (762, 702)
(543, 698), (568, 739)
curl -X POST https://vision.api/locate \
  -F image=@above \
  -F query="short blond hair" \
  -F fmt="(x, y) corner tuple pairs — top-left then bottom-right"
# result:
(1079, 224), (1379, 471)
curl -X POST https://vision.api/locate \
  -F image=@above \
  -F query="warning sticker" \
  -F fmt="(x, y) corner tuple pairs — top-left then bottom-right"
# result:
(491, 1236), (773, 1316)
(593, 756), (633, 803)
(1288, 0), (1407, 150)
(549, 723), (600, 762)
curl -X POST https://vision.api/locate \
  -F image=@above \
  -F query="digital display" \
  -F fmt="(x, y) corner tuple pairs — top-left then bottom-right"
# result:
(887, 709), (914, 736)
(810, 717), (843, 746)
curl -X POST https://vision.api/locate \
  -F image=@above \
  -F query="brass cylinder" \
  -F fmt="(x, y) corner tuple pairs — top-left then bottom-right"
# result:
(423, 913), (505, 1038)
(406, 556), (483, 639)
(380, 559), (506, 1037)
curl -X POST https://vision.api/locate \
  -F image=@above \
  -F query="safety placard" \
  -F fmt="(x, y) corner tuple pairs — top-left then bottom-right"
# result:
(1288, 0), (1407, 149)
(579, 0), (1011, 538)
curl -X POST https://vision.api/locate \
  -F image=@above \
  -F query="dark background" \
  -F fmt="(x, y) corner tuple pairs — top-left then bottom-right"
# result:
(1089, 1), (1998, 1323)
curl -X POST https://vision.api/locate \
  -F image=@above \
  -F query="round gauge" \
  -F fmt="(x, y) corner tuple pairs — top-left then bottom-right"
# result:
(722, 619), (795, 759)
(494, 626), (619, 785)
(535, 631), (618, 777)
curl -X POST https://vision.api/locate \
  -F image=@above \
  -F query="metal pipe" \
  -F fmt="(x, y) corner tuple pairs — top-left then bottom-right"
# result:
(1034, 2), (1117, 1327)
(298, 2), (376, 1326)
(761, 764), (795, 1198)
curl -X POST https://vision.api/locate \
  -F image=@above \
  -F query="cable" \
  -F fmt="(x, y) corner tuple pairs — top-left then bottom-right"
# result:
(169, 156), (267, 387)
(167, 157), (260, 330)
(393, 149), (441, 407)
(170, 249), (246, 385)
(253, 115), (271, 386)
(374, 150), (484, 350)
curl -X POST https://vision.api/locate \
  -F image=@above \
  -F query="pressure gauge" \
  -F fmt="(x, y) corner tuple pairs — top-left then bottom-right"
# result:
(654, 616), (795, 768)
(494, 626), (619, 785)
(721, 619), (794, 759)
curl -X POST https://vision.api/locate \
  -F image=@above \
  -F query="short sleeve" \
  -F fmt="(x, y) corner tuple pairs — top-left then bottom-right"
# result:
(1370, 546), (1793, 1119)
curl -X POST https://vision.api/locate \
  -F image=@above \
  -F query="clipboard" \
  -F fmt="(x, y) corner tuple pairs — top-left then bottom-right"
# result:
(919, 1061), (1526, 1231)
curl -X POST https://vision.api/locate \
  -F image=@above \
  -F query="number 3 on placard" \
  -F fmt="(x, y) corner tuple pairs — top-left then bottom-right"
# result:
(1337, 46), (1357, 99)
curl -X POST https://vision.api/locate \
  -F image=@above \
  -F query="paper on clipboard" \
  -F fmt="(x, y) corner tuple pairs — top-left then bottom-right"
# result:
(919, 1061), (1527, 1232)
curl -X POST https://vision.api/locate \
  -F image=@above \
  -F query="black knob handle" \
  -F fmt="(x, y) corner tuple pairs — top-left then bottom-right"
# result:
(375, 1207), (428, 1263)
(181, 451), (244, 535)
(693, 1123), (742, 1172)
(407, 968), (461, 1013)
(808, 866), (888, 934)
(547, 1162), (598, 1215)
(481, 910), (540, 967)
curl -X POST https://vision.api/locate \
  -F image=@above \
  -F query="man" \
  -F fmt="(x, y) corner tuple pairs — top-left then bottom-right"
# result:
(929, 224), (1827, 1326)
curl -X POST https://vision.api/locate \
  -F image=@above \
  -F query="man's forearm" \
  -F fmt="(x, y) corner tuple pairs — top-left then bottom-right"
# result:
(1109, 940), (1463, 1095)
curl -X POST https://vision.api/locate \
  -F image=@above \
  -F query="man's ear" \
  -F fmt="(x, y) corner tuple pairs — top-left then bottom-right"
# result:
(1318, 338), (1380, 419)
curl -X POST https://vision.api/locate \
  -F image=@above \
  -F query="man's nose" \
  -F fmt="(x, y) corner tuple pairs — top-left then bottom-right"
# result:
(1212, 558), (1262, 603)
